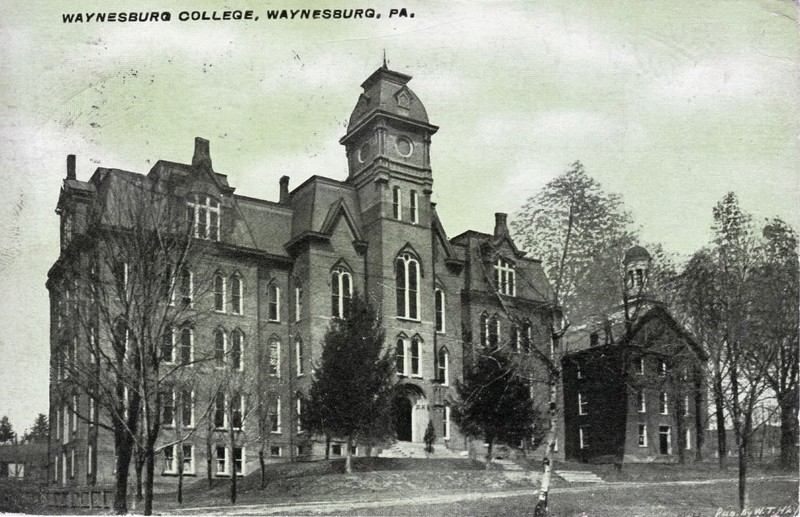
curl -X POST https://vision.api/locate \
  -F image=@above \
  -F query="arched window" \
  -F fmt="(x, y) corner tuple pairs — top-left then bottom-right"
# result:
(268, 284), (280, 322)
(396, 253), (420, 320)
(395, 338), (406, 375)
(480, 312), (489, 347)
(213, 272), (225, 312)
(511, 325), (520, 352)
(437, 348), (449, 385)
(522, 320), (532, 354)
(392, 186), (401, 220)
(269, 339), (280, 377)
(295, 337), (304, 376)
(494, 257), (516, 296)
(295, 285), (303, 322)
(180, 270), (193, 307)
(231, 275), (243, 315)
(213, 327), (226, 367)
(489, 315), (500, 348)
(434, 288), (445, 333)
(410, 190), (418, 224)
(186, 194), (220, 241)
(295, 392), (303, 432)
(410, 337), (421, 377)
(231, 330), (243, 371)
(331, 269), (352, 319)
(180, 327), (193, 364)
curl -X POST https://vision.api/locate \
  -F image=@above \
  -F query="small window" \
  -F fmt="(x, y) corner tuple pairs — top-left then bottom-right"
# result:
(231, 276), (243, 315)
(638, 424), (648, 447)
(163, 445), (176, 474)
(162, 389), (175, 427)
(269, 340), (280, 377)
(410, 190), (418, 224)
(434, 289), (445, 333)
(295, 338), (304, 376)
(331, 444), (342, 456)
(579, 427), (589, 449)
(685, 429), (692, 450)
(443, 406), (451, 439)
(523, 321), (532, 354)
(213, 273), (225, 312)
(214, 328), (226, 367)
(659, 361), (667, 376)
(494, 258), (516, 296)
(576, 362), (583, 379)
(270, 446), (282, 457)
(638, 391), (646, 413)
(181, 389), (194, 427)
(215, 446), (228, 475)
(87, 445), (94, 476)
(295, 395), (302, 432)
(392, 186), (401, 220)
(480, 313), (489, 347)
(637, 357), (645, 375)
(578, 393), (587, 415)
(395, 338), (406, 375)
(231, 394), (243, 430)
(234, 447), (244, 475)
(659, 392), (668, 415)
(180, 270), (193, 307)
(182, 445), (194, 474)
(162, 327), (175, 364)
(410, 337), (421, 377)
(231, 330), (243, 371)
(683, 395), (690, 417)
(214, 393), (226, 429)
(437, 348), (449, 385)
(268, 285), (280, 322)
(489, 315), (500, 348)
(295, 286), (303, 322)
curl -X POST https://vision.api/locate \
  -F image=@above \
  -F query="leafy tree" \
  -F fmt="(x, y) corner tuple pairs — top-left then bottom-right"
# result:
(451, 345), (544, 469)
(303, 294), (396, 474)
(423, 420), (436, 457)
(23, 414), (48, 443)
(0, 416), (16, 443)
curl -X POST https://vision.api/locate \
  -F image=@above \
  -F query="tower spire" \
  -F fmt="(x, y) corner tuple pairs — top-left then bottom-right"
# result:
(382, 49), (388, 69)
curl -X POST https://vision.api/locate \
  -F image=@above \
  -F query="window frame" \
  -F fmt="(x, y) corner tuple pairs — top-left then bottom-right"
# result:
(395, 338), (406, 376)
(163, 445), (177, 474)
(331, 269), (352, 319)
(579, 426), (589, 449)
(230, 275), (243, 315)
(180, 327), (193, 364)
(638, 391), (646, 413)
(295, 337), (304, 377)
(230, 329), (243, 371)
(213, 272), (226, 312)
(434, 288), (445, 333)
(578, 393), (588, 416)
(268, 284), (280, 322)
(659, 392), (669, 415)
(271, 397), (281, 434)
(494, 257), (516, 296)
(638, 424), (648, 447)
(215, 446), (229, 476)
(409, 190), (418, 224)
(187, 194), (220, 241)
(295, 285), (303, 322)
(395, 253), (420, 321)
(392, 186), (401, 220)
(269, 339), (281, 377)
(437, 348), (449, 386)
(410, 337), (421, 377)
(214, 327), (226, 368)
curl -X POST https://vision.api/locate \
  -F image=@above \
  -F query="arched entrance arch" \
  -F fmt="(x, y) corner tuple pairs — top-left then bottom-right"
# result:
(392, 396), (413, 442)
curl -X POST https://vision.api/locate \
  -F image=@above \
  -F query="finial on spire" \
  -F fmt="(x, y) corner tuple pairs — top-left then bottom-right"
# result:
(382, 49), (388, 69)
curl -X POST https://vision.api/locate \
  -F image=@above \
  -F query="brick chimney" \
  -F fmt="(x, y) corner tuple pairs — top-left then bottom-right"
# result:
(66, 154), (76, 180)
(192, 137), (212, 170)
(279, 176), (290, 204)
(493, 212), (508, 238)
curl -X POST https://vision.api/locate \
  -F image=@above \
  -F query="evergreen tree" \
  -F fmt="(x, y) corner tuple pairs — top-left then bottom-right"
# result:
(451, 345), (544, 469)
(23, 414), (48, 443)
(303, 294), (395, 474)
(0, 416), (15, 443)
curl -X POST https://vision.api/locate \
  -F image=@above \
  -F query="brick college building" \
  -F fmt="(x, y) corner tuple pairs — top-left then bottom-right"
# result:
(47, 65), (560, 488)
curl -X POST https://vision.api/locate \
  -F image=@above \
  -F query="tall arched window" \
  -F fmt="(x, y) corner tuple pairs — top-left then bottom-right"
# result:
(434, 289), (445, 333)
(231, 275), (243, 315)
(295, 337), (304, 377)
(480, 312), (489, 347)
(331, 269), (352, 319)
(437, 348), (449, 385)
(410, 337), (421, 376)
(489, 315), (500, 348)
(395, 338), (406, 375)
(213, 272), (225, 312)
(213, 327), (226, 367)
(180, 327), (193, 364)
(522, 320), (532, 354)
(511, 325), (520, 352)
(268, 284), (280, 322)
(396, 253), (420, 320)
(392, 186), (401, 220)
(231, 330), (243, 371)
(269, 339), (280, 377)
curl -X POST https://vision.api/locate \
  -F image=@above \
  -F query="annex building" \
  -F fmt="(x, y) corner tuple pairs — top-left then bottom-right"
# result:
(47, 65), (560, 488)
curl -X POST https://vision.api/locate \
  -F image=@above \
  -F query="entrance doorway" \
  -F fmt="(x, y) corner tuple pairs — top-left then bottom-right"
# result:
(659, 426), (671, 455)
(392, 397), (412, 441)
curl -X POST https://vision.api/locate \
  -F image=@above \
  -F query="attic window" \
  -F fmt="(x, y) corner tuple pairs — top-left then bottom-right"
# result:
(494, 258), (515, 296)
(187, 194), (220, 241)
(589, 332), (599, 347)
(396, 91), (411, 109)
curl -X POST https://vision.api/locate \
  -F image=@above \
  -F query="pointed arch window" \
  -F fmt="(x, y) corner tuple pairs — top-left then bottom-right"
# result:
(269, 339), (280, 377)
(392, 187), (401, 220)
(489, 314), (500, 348)
(410, 190), (418, 224)
(295, 337), (304, 377)
(214, 328), (226, 367)
(511, 325), (520, 352)
(437, 348), (449, 385)
(213, 272), (225, 312)
(268, 284), (280, 322)
(396, 253), (420, 320)
(410, 337), (421, 377)
(522, 320), (532, 354)
(480, 312), (489, 347)
(331, 268), (352, 319)
(395, 338), (406, 375)
(231, 330), (243, 371)
(434, 288), (445, 333)
(162, 327), (176, 364)
(231, 275), (243, 315)
(180, 327), (193, 364)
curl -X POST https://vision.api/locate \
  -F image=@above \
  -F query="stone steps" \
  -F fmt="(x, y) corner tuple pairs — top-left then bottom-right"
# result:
(554, 470), (605, 484)
(377, 441), (464, 459)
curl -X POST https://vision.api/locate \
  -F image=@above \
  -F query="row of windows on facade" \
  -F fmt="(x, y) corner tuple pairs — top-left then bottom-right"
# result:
(479, 312), (540, 353)
(575, 358), (690, 379)
(394, 336), (450, 384)
(576, 391), (693, 417)
(391, 187), (419, 224)
(577, 425), (692, 453)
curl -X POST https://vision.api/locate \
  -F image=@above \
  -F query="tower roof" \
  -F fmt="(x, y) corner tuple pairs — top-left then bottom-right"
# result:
(623, 245), (651, 265)
(343, 66), (434, 138)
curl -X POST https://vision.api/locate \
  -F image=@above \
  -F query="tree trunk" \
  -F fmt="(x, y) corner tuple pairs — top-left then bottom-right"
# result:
(325, 434), (331, 461)
(485, 439), (493, 470)
(534, 371), (559, 517)
(206, 436), (213, 489)
(694, 389), (704, 462)
(112, 438), (133, 515)
(134, 449), (144, 509)
(345, 436), (353, 474)
(177, 449), (184, 505)
(713, 370), (727, 469)
(737, 439), (748, 511)
(778, 389), (799, 470)
(229, 427), (238, 504)
(143, 442), (155, 516)
(259, 447), (266, 489)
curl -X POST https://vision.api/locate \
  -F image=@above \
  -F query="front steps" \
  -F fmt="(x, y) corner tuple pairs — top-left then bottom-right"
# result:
(377, 441), (466, 459)
(554, 470), (606, 483)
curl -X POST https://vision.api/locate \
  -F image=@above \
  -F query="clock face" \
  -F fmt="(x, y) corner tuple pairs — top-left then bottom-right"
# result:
(395, 137), (413, 158)
(357, 142), (370, 163)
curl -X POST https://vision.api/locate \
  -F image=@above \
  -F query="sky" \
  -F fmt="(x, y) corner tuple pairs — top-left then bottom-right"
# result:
(0, 0), (797, 433)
